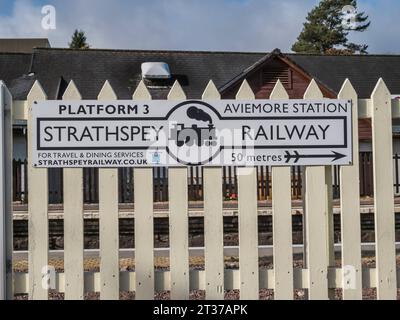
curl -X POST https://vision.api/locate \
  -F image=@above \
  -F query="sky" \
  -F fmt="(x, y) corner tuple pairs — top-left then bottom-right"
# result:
(0, 0), (398, 53)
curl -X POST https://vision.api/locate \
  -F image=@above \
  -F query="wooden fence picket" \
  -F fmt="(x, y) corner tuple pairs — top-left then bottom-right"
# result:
(27, 81), (49, 300)
(270, 80), (293, 300)
(236, 80), (259, 300)
(133, 81), (155, 300)
(62, 81), (84, 300)
(371, 78), (397, 300)
(325, 165), (335, 300)
(202, 80), (224, 299)
(98, 81), (120, 300)
(1, 81), (13, 299)
(303, 79), (328, 299)
(168, 81), (190, 299)
(338, 79), (362, 300)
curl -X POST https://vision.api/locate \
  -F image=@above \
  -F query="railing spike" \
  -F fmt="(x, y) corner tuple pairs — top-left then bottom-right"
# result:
(304, 79), (323, 99)
(133, 80), (151, 100)
(338, 79), (356, 98)
(371, 78), (390, 100)
(63, 80), (82, 99)
(168, 80), (186, 100)
(236, 79), (254, 99)
(270, 79), (289, 99)
(27, 80), (47, 101)
(202, 80), (220, 100)
(98, 80), (117, 99)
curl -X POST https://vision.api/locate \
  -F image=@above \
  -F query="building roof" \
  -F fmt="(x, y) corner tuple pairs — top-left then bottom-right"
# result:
(2, 47), (400, 100)
(0, 38), (50, 53)
(0, 52), (32, 88)
(27, 48), (266, 100)
(288, 53), (400, 98)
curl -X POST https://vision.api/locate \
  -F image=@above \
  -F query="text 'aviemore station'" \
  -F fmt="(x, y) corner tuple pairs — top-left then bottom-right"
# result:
(223, 101), (349, 114)
(55, 101), (351, 116)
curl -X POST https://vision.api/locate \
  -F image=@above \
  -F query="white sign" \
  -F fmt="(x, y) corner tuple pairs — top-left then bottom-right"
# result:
(31, 99), (353, 167)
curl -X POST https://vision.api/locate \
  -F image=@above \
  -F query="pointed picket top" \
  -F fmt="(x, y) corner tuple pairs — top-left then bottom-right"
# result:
(0, 80), (10, 95)
(338, 79), (356, 99)
(304, 79), (323, 99)
(0, 80), (11, 97)
(236, 79), (255, 99)
(63, 80), (82, 100)
(202, 80), (220, 100)
(236, 79), (255, 176)
(0, 80), (13, 111)
(371, 78), (390, 103)
(168, 80), (186, 100)
(133, 80), (152, 100)
(27, 80), (47, 102)
(270, 79), (289, 99)
(98, 80), (117, 100)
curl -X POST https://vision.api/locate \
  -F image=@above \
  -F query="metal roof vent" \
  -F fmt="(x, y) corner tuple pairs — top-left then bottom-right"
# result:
(141, 62), (171, 79)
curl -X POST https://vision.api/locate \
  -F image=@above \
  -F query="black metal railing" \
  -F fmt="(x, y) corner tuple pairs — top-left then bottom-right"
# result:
(12, 152), (386, 204)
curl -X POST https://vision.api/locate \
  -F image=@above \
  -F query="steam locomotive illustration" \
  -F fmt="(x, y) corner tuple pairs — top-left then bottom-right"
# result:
(170, 106), (217, 147)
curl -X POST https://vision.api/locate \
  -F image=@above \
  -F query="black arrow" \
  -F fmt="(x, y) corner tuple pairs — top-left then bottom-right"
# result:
(284, 151), (346, 164)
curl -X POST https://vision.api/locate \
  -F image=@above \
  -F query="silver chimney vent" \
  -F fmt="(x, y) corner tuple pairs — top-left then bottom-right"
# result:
(141, 62), (171, 79)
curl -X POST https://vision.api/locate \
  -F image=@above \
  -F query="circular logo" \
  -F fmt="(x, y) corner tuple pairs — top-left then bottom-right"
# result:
(166, 101), (221, 165)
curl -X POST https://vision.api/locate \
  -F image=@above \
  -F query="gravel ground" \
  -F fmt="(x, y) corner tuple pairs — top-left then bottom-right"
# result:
(14, 289), (400, 300)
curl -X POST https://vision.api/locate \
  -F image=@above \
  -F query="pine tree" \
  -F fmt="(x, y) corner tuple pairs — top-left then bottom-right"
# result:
(69, 29), (90, 49)
(292, 0), (370, 54)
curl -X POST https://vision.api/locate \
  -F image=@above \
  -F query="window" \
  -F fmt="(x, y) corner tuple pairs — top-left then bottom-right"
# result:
(261, 67), (293, 89)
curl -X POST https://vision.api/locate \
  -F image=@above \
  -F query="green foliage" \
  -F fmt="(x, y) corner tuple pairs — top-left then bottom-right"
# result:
(69, 29), (90, 49)
(292, 0), (370, 54)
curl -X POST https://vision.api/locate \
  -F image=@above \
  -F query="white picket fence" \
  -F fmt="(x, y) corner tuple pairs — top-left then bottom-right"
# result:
(2, 77), (400, 300)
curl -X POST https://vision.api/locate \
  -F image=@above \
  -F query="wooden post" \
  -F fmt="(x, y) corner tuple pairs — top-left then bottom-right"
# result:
(0, 81), (13, 299)
(4, 84), (13, 300)
(301, 167), (307, 270)
(202, 80), (224, 299)
(133, 80), (155, 300)
(338, 79), (362, 300)
(371, 78), (397, 300)
(236, 80), (259, 300)
(325, 166), (335, 300)
(62, 81), (84, 300)
(303, 79), (328, 300)
(98, 81), (120, 300)
(168, 81), (189, 299)
(270, 80), (294, 299)
(27, 81), (49, 300)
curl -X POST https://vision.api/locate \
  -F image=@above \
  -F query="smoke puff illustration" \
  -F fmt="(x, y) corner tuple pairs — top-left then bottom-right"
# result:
(187, 106), (212, 123)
